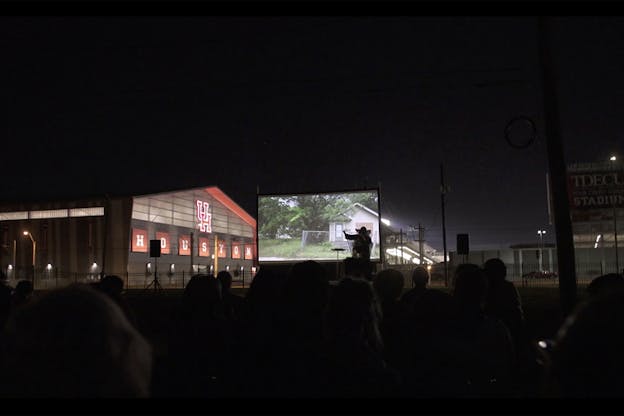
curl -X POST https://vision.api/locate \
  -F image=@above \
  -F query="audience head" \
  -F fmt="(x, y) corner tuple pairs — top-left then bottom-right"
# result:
(183, 274), (222, 314)
(551, 292), (624, 397)
(14, 280), (33, 299)
(411, 266), (429, 290)
(586, 273), (624, 298)
(326, 277), (383, 354)
(216, 271), (233, 294)
(246, 268), (284, 310)
(373, 269), (404, 303)
(2, 284), (152, 397)
(99, 275), (124, 297)
(284, 261), (329, 311)
(453, 264), (488, 311)
(483, 258), (507, 284)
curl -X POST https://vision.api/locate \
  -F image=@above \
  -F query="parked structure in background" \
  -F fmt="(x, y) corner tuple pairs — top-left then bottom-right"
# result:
(0, 186), (257, 289)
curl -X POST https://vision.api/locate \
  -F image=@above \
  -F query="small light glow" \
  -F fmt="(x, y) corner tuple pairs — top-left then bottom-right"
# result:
(23, 231), (29, 236)
(251, 266), (257, 273)
(147, 262), (151, 269)
(240, 266), (244, 271)
(226, 265), (230, 271)
(538, 340), (548, 349)
(610, 156), (617, 161)
(7, 265), (13, 271)
(46, 264), (52, 270)
(381, 218), (391, 226)
(427, 265), (432, 271)
(210, 265), (214, 272)
(91, 262), (97, 269)
(170, 264), (175, 272)
(596, 234), (602, 243)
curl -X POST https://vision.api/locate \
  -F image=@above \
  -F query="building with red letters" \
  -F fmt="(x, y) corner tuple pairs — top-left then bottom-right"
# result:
(0, 186), (256, 289)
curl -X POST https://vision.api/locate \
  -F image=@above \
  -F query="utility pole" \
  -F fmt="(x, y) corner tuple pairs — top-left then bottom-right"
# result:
(440, 163), (449, 287)
(419, 224), (425, 265)
(538, 17), (577, 316)
(399, 228), (404, 265)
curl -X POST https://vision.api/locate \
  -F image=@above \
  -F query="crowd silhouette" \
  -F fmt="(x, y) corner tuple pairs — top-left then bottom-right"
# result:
(0, 263), (622, 398)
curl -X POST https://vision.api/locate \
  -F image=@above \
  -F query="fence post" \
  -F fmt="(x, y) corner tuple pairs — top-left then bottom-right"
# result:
(182, 270), (185, 288)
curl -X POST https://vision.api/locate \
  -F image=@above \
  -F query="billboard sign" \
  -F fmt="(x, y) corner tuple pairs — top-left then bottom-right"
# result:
(568, 162), (624, 221)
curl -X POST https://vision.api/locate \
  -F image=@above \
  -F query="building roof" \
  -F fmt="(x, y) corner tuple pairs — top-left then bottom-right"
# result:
(0, 185), (257, 231)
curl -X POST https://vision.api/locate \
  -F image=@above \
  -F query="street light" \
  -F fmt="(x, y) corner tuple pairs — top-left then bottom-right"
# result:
(23, 231), (36, 286)
(537, 230), (547, 271)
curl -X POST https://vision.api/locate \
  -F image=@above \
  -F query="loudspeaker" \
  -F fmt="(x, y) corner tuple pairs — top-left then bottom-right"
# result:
(150, 239), (161, 257)
(457, 234), (469, 255)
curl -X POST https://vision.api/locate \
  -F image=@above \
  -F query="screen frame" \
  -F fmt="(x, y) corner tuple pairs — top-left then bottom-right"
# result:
(256, 187), (382, 264)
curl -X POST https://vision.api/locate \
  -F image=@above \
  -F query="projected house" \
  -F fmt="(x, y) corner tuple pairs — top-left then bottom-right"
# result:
(329, 203), (380, 253)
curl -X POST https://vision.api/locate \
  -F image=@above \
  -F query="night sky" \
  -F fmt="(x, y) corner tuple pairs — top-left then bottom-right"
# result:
(1, 15), (623, 252)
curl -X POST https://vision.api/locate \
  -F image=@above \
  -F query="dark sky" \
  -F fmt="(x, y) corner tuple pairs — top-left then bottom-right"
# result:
(1, 16), (623, 251)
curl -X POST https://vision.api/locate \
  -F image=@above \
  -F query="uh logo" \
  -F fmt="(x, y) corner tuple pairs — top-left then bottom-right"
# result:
(196, 200), (212, 233)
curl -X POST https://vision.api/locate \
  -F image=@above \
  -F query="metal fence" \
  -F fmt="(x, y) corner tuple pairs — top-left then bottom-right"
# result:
(385, 262), (619, 289)
(6, 269), (255, 291)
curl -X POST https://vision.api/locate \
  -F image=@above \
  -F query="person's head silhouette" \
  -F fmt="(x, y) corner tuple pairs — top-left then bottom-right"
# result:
(216, 271), (233, 295)
(483, 258), (507, 284)
(2, 284), (152, 397)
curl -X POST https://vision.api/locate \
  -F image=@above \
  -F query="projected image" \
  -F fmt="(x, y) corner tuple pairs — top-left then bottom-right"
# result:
(258, 190), (381, 262)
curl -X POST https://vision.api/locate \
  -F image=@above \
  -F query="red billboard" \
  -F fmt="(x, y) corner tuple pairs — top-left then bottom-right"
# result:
(131, 229), (148, 253)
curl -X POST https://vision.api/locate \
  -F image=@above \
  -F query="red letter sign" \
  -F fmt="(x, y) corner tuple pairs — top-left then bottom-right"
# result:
(131, 229), (148, 253)
(244, 245), (254, 260)
(156, 232), (170, 254)
(231, 243), (241, 259)
(218, 240), (227, 258)
(179, 235), (190, 256)
(199, 237), (210, 257)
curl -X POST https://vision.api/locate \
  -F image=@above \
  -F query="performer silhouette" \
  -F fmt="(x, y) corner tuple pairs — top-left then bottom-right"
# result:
(343, 226), (373, 261)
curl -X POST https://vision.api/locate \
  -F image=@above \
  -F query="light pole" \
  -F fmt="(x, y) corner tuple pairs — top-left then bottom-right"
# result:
(537, 230), (546, 272)
(23, 231), (36, 287)
(610, 155), (619, 274)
